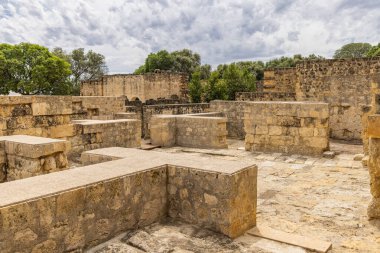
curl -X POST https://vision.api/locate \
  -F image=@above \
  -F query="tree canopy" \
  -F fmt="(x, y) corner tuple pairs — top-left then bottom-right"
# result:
(366, 43), (380, 57)
(134, 49), (201, 77)
(265, 54), (325, 68)
(52, 48), (108, 95)
(333, 43), (372, 59)
(0, 43), (72, 95)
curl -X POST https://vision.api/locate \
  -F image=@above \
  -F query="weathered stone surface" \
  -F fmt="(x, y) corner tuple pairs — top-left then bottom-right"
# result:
(368, 137), (380, 218)
(244, 101), (330, 155)
(210, 101), (246, 139)
(0, 135), (70, 182)
(150, 114), (228, 149)
(323, 151), (336, 159)
(80, 72), (189, 102)
(0, 148), (257, 252)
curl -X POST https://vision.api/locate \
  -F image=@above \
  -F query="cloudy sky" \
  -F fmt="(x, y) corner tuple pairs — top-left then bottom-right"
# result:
(0, 0), (379, 73)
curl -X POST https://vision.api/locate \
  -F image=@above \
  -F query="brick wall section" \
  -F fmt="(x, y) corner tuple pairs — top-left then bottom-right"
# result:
(210, 100), (246, 139)
(80, 72), (189, 102)
(150, 114), (228, 149)
(244, 101), (329, 155)
(236, 92), (296, 101)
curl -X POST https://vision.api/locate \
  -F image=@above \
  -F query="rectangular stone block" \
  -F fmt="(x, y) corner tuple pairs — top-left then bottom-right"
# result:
(368, 115), (380, 138)
(244, 101), (329, 155)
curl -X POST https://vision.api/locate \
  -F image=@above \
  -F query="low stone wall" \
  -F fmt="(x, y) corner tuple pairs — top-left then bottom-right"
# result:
(143, 103), (211, 138)
(236, 92), (296, 101)
(0, 135), (69, 182)
(150, 113), (228, 149)
(0, 148), (257, 252)
(0, 96), (141, 157)
(69, 119), (141, 157)
(244, 101), (330, 155)
(210, 100), (246, 139)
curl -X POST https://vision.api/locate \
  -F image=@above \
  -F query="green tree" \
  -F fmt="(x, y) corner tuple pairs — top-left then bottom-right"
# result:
(223, 63), (256, 100)
(203, 71), (228, 102)
(188, 70), (202, 103)
(265, 54), (325, 68)
(52, 47), (108, 95)
(199, 64), (211, 80)
(0, 43), (72, 95)
(333, 43), (372, 59)
(134, 49), (201, 77)
(366, 43), (380, 57)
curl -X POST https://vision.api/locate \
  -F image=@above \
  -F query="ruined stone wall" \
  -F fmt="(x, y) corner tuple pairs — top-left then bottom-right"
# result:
(167, 165), (257, 237)
(0, 96), (126, 138)
(150, 114), (228, 149)
(236, 92), (296, 101)
(367, 73), (380, 219)
(69, 119), (141, 156)
(295, 58), (380, 141)
(263, 68), (296, 93)
(210, 101), (246, 139)
(245, 101), (330, 155)
(0, 96), (140, 157)
(0, 165), (168, 252)
(0, 149), (257, 252)
(81, 72), (189, 102)
(142, 103), (210, 138)
(0, 135), (69, 182)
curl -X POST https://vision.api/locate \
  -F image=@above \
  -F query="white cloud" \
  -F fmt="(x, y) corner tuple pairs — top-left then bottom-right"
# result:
(0, 0), (379, 73)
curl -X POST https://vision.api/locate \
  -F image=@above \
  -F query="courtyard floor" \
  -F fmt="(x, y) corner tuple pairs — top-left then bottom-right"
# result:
(89, 139), (380, 253)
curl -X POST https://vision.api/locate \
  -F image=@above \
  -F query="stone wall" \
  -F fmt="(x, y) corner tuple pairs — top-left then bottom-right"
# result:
(69, 119), (141, 156)
(80, 72), (189, 102)
(0, 96), (125, 137)
(295, 58), (380, 141)
(0, 96), (141, 157)
(150, 113), (228, 149)
(260, 58), (380, 142)
(142, 103), (211, 138)
(244, 101), (329, 155)
(0, 148), (257, 252)
(0, 135), (69, 182)
(263, 68), (297, 93)
(367, 73), (380, 219)
(236, 92), (296, 101)
(210, 101), (246, 139)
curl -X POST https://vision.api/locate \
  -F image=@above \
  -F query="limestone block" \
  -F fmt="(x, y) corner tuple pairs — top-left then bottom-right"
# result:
(367, 115), (380, 138)
(0, 135), (69, 158)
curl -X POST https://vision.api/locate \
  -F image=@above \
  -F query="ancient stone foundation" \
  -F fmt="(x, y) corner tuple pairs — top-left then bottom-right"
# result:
(0, 148), (257, 252)
(244, 101), (330, 155)
(237, 58), (380, 142)
(210, 101), (246, 139)
(0, 96), (141, 157)
(0, 135), (69, 182)
(70, 119), (141, 156)
(150, 113), (228, 149)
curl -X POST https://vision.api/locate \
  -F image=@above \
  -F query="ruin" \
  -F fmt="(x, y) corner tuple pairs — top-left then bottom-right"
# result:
(0, 57), (380, 252)
(80, 71), (188, 102)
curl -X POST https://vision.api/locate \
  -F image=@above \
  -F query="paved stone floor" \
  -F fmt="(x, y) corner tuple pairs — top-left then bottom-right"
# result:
(89, 139), (380, 253)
